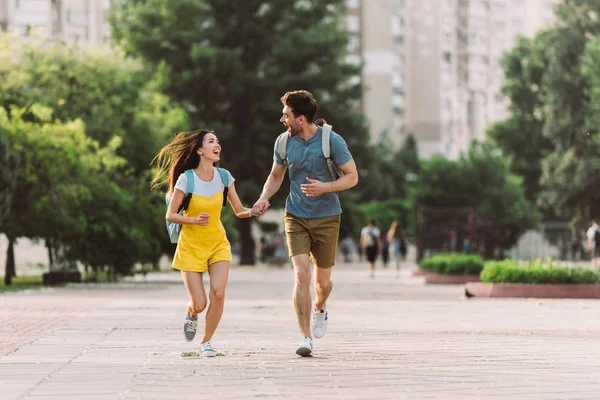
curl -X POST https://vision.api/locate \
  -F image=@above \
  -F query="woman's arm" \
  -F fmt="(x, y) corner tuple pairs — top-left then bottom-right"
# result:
(227, 183), (253, 219)
(166, 189), (209, 226)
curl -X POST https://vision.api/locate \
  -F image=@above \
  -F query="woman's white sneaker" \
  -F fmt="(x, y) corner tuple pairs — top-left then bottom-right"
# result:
(312, 308), (328, 339)
(200, 341), (217, 357)
(295, 337), (313, 357)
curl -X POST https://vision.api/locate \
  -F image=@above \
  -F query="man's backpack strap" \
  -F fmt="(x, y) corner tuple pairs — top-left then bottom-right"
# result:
(217, 167), (229, 207)
(321, 123), (333, 159)
(275, 132), (289, 165)
(320, 123), (344, 182)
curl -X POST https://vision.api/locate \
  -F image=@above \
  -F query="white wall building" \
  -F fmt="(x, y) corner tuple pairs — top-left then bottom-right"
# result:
(0, 0), (115, 45)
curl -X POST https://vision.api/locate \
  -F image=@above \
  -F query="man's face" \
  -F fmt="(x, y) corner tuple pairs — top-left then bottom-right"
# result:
(280, 105), (303, 136)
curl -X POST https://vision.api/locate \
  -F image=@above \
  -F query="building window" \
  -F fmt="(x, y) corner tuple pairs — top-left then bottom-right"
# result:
(15, 0), (20, 9)
(445, 32), (451, 43)
(346, 15), (359, 33)
(443, 52), (452, 63)
(347, 36), (359, 53)
(395, 35), (404, 45)
(345, 0), (359, 9)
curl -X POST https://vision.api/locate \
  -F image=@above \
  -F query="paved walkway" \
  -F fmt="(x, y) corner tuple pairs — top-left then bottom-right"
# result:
(1, 263), (600, 400)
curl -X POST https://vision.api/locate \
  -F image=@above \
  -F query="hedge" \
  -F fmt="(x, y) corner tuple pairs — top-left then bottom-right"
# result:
(419, 253), (484, 275)
(480, 260), (600, 284)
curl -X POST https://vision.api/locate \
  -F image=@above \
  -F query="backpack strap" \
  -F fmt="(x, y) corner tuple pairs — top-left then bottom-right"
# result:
(185, 169), (195, 194)
(321, 124), (332, 160)
(176, 169), (195, 213)
(216, 167), (229, 207)
(275, 132), (289, 165)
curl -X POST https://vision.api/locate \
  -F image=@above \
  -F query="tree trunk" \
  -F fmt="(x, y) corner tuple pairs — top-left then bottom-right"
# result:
(237, 218), (255, 265)
(46, 238), (53, 269)
(4, 238), (15, 286)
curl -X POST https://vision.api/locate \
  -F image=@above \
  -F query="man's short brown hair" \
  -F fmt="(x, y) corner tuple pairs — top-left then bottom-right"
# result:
(280, 90), (318, 123)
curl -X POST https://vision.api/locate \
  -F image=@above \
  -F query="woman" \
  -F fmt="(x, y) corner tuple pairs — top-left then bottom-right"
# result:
(152, 129), (254, 357)
(387, 221), (407, 278)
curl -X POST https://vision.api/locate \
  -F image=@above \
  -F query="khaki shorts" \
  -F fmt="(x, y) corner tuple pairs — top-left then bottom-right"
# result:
(284, 212), (341, 268)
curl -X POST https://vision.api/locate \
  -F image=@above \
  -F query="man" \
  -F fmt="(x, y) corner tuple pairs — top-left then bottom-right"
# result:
(252, 90), (358, 357)
(360, 219), (381, 278)
(587, 220), (600, 269)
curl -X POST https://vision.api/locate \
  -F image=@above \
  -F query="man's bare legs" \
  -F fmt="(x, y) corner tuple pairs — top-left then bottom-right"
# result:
(314, 265), (333, 310)
(291, 254), (312, 338)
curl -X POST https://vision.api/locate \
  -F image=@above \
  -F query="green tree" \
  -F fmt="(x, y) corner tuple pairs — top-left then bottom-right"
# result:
(412, 141), (538, 258)
(111, 0), (368, 264)
(0, 133), (19, 227)
(537, 1), (600, 225)
(487, 32), (553, 204)
(0, 34), (188, 277)
(0, 105), (125, 283)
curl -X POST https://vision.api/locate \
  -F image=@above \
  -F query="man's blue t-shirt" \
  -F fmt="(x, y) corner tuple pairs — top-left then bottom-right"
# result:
(274, 126), (353, 219)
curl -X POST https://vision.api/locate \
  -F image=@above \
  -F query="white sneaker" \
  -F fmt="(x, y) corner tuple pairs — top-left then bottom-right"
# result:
(312, 308), (328, 339)
(200, 341), (217, 357)
(296, 337), (313, 357)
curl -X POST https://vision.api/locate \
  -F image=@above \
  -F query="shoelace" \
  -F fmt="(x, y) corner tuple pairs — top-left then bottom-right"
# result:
(185, 319), (198, 332)
(202, 342), (213, 351)
(313, 311), (326, 323)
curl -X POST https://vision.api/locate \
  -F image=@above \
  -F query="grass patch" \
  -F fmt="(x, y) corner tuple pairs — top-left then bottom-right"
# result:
(0, 275), (44, 293)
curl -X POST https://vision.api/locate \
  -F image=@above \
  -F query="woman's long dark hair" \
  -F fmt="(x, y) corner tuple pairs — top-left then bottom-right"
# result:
(389, 220), (405, 240)
(151, 129), (216, 193)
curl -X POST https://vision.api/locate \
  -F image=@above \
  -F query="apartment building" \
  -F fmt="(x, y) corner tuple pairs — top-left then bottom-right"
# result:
(0, 0), (115, 45)
(345, 0), (403, 145)
(347, 0), (558, 158)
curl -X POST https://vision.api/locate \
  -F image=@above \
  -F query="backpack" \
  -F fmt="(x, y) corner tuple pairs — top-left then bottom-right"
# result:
(595, 228), (600, 246)
(275, 119), (344, 181)
(363, 228), (377, 247)
(165, 168), (230, 244)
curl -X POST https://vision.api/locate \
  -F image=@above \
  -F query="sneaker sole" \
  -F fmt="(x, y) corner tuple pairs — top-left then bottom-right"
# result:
(184, 334), (195, 342)
(203, 351), (217, 357)
(296, 347), (312, 357)
(312, 329), (326, 339)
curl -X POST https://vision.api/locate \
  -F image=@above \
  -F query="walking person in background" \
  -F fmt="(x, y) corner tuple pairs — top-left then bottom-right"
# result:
(361, 219), (381, 278)
(252, 90), (358, 357)
(380, 231), (390, 269)
(387, 221), (407, 279)
(587, 220), (600, 269)
(152, 129), (255, 357)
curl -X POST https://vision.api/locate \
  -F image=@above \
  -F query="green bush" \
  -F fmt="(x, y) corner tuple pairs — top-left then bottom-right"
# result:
(481, 260), (600, 284)
(419, 253), (484, 275)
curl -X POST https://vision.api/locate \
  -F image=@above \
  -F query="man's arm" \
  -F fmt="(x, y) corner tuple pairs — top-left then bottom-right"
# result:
(253, 161), (287, 215)
(301, 158), (359, 197)
(327, 159), (358, 192)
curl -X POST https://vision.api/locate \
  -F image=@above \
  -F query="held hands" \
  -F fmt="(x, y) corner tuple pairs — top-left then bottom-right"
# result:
(252, 198), (270, 217)
(300, 177), (328, 197)
(191, 213), (210, 226)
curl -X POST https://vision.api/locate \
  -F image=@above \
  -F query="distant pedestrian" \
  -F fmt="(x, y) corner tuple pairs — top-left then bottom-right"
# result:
(587, 220), (600, 269)
(387, 221), (407, 279)
(380, 231), (390, 269)
(361, 219), (381, 278)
